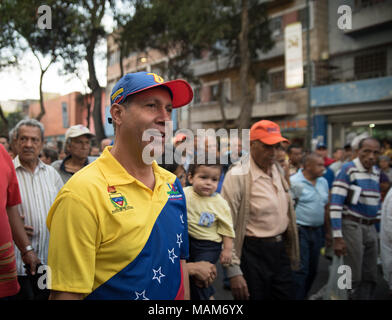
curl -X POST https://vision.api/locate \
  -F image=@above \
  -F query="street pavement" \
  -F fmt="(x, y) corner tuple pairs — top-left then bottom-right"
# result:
(213, 252), (391, 300)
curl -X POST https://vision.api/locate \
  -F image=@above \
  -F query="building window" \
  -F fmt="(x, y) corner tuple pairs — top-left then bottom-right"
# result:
(108, 50), (120, 66)
(269, 16), (283, 38)
(297, 7), (309, 30)
(257, 82), (269, 103)
(209, 83), (220, 102)
(269, 70), (285, 92)
(193, 86), (201, 105)
(354, 50), (386, 80)
(354, 0), (386, 10)
(62, 102), (69, 128)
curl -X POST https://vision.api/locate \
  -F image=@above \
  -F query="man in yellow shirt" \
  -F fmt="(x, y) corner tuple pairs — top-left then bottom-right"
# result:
(47, 72), (194, 300)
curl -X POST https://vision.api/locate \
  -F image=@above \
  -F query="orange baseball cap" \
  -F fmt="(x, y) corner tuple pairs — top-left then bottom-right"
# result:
(250, 120), (289, 145)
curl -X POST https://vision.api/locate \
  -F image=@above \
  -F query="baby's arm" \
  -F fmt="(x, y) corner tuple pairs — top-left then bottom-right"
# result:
(220, 236), (233, 266)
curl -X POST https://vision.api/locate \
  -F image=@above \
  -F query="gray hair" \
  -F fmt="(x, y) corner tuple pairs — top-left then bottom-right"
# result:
(14, 119), (45, 142)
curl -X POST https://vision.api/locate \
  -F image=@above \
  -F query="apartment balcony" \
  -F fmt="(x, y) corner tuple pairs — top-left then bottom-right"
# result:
(345, 1), (392, 35)
(311, 76), (392, 107)
(190, 90), (298, 124)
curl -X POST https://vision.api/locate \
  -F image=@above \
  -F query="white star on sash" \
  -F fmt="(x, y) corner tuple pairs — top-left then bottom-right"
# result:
(168, 248), (178, 264)
(152, 266), (166, 284)
(176, 233), (183, 248)
(180, 214), (184, 224)
(134, 290), (149, 300)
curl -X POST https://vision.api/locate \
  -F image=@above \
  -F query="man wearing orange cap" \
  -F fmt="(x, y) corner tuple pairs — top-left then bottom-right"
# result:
(221, 120), (299, 300)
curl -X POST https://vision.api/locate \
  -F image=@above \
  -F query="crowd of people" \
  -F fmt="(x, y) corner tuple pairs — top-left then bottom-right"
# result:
(0, 71), (391, 301)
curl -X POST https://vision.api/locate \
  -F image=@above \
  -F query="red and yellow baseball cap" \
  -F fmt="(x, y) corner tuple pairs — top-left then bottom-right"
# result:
(110, 72), (193, 108)
(250, 120), (289, 145)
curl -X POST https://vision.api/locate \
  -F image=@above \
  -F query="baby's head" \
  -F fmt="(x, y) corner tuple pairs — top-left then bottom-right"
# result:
(187, 158), (222, 197)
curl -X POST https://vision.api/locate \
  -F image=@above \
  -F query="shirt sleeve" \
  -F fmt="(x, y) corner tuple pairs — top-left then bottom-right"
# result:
(6, 152), (21, 207)
(47, 189), (99, 294)
(330, 166), (350, 238)
(216, 196), (235, 238)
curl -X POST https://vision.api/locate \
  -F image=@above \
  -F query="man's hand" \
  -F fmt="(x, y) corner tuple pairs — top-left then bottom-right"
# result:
(230, 275), (249, 300)
(333, 237), (347, 257)
(22, 250), (41, 275)
(187, 261), (217, 288)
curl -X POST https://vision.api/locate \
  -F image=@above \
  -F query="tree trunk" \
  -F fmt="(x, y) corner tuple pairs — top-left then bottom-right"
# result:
(86, 36), (106, 143)
(236, 0), (254, 131)
(36, 69), (46, 121)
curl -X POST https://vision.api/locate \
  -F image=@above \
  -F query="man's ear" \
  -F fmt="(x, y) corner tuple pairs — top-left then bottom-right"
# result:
(110, 103), (125, 127)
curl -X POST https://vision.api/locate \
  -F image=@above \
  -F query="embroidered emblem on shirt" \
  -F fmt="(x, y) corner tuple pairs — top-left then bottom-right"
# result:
(108, 186), (133, 214)
(198, 212), (215, 227)
(167, 183), (183, 200)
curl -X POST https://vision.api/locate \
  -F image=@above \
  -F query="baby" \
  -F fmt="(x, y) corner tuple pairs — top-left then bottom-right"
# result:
(184, 159), (235, 300)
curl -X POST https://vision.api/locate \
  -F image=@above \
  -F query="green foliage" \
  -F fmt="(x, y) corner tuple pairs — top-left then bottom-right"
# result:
(0, 0), (83, 69)
(116, 0), (273, 80)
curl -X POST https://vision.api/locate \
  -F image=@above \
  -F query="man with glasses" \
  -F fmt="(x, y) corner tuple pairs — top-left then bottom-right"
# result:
(221, 120), (299, 300)
(51, 125), (95, 183)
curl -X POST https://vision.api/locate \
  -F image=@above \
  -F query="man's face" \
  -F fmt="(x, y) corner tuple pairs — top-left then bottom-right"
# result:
(16, 125), (43, 164)
(315, 147), (327, 158)
(358, 139), (381, 170)
(90, 146), (100, 156)
(289, 147), (303, 166)
(0, 137), (9, 150)
(343, 148), (352, 161)
(118, 87), (172, 153)
(333, 149), (344, 161)
(250, 140), (279, 170)
(276, 149), (288, 170)
(306, 156), (325, 179)
(68, 135), (91, 160)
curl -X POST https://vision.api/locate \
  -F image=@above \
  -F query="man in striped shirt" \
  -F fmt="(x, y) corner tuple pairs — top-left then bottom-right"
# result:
(11, 119), (63, 300)
(330, 137), (381, 300)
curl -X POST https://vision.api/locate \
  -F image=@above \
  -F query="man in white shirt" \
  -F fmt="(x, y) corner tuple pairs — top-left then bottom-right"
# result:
(12, 119), (63, 300)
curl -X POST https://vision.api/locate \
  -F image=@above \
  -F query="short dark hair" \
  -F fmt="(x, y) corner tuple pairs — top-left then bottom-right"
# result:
(358, 137), (380, 150)
(187, 156), (222, 178)
(42, 147), (58, 163)
(0, 135), (9, 143)
(302, 152), (323, 168)
(159, 151), (182, 174)
(287, 144), (302, 154)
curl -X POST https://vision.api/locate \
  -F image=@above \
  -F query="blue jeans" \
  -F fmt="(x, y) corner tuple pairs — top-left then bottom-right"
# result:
(292, 225), (323, 300)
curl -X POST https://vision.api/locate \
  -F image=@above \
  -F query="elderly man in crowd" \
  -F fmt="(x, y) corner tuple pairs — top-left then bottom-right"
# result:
(51, 125), (95, 183)
(11, 119), (63, 300)
(331, 137), (382, 300)
(222, 120), (299, 300)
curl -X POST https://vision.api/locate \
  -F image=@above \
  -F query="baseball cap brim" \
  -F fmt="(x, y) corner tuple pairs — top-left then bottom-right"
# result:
(259, 135), (289, 145)
(68, 132), (95, 139)
(122, 79), (193, 109)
